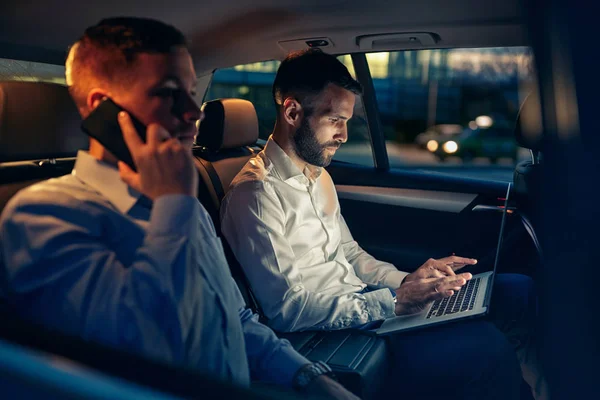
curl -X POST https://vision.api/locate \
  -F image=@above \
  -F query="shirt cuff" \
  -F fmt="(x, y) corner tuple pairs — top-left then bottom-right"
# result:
(363, 288), (396, 321)
(382, 270), (410, 289)
(149, 195), (203, 237)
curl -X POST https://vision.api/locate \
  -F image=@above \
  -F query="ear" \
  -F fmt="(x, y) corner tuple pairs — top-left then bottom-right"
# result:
(282, 97), (303, 128)
(86, 88), (110, 111)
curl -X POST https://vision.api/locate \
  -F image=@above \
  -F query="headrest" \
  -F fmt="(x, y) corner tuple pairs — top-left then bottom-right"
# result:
(0, 81), (88, 162)
(196, 99), (259, 152)
(514, 91), (543, 152)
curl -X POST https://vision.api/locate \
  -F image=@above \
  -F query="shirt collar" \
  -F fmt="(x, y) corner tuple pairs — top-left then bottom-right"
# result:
(72, 151), (143, 214)
(263, 136), (322, 186)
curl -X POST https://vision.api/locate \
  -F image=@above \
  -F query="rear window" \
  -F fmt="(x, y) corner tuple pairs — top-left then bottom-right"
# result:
(205, 61), (280, 141)
(0, 58), (65, 84)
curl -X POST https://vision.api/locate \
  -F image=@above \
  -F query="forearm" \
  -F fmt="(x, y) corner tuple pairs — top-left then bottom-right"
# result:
(267, 286), (396, 332)
(344, 243), (409, 289)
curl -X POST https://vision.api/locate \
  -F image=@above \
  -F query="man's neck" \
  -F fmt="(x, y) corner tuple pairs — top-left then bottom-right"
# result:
(88, 139), (119, 166)
(271, 124), (310, 174)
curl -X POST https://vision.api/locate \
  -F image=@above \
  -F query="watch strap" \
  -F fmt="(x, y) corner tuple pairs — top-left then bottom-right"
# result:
(292, 360), (334, 391)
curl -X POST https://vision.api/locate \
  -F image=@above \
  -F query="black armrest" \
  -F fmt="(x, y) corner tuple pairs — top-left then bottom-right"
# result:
(277, 330), (391, 400)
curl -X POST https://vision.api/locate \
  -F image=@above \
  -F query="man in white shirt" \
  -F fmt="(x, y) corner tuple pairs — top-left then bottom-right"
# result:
(221, 49), (547, 399)
(0, 18), (360, 400)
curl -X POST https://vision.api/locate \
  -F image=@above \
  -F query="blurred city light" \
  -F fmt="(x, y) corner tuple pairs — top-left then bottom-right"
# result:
(427, 140), (439, 152)
(443, 141), (458, 153)
(238, 85), (250, 95)
(476, 115), (493, 128)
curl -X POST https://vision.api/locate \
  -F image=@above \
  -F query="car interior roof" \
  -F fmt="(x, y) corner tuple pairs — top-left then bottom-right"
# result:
(0, 0), (528, 72)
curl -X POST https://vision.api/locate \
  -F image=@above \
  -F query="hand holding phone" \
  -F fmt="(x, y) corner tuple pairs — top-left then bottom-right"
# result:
(117, 112), (198, 200)
(81, 98), (198, 200)
(81, 98), (146, 171)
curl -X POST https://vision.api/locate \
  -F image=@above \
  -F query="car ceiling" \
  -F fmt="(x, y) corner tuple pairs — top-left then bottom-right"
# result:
(0, 0), (527, 73)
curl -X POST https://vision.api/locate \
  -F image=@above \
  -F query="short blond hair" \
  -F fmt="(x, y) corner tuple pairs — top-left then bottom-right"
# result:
(65, 17), (188, 113)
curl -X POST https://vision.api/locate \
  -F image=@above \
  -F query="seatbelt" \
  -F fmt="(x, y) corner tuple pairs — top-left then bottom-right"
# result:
(520, 214), (543, 256)
(194, 155), (267, 321)
(196, 156), (225, 201)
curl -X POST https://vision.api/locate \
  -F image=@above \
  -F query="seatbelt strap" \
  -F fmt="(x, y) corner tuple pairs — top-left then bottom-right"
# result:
(194, 155), (267, 321)
(196, 156), (225, 201)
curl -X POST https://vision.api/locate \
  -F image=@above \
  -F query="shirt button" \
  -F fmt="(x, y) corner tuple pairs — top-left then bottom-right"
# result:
(292, 286), (302, 293)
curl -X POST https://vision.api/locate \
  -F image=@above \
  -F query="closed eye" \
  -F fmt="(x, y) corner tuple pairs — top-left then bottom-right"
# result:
(153, 87), (178, 98)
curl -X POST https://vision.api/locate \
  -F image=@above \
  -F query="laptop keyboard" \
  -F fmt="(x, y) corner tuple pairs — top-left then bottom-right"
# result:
(426, 277), (481, 319)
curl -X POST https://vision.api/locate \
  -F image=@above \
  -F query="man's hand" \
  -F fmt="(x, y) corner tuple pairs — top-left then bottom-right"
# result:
(305, 376), (361, 400)
(403, 256), (477, 283)
(394, 273), (472, 315)
(117, 112), (198, 200)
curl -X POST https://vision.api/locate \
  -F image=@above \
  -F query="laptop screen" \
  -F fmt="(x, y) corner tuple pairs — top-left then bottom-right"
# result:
(483, 182), (512, 307)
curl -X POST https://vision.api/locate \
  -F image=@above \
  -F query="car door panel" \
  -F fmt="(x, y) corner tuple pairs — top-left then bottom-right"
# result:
(337, 185), (477, 213)
(328, 163), (520, 275)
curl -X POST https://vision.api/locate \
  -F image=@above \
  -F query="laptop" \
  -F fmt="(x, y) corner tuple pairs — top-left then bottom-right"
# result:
(375, 182), (512, 335)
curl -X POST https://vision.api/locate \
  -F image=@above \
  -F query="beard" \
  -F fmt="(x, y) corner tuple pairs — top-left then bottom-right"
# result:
(292, 118), (340, 167)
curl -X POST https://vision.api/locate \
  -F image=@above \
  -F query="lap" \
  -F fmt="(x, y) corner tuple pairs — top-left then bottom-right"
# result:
(384, 274), (535, 399)
(387, 320), (521, 399)
(388, 273), (535, 365)
(388, 319), (514, 376)
(488, 273), (537, 329)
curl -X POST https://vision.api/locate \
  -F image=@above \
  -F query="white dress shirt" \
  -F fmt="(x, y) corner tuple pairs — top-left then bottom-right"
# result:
(221, 138), (408, 332)
(0, 150), (309, 388)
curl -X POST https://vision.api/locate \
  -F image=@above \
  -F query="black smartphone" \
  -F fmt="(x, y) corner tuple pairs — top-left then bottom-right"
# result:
(81, 98), (146, 171)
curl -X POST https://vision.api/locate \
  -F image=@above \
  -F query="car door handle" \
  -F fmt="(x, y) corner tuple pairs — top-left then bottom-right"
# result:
(471, 205), (516, 213)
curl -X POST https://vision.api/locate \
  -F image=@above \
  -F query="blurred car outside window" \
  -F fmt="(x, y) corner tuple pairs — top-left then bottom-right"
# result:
(366, 47), (535, 182)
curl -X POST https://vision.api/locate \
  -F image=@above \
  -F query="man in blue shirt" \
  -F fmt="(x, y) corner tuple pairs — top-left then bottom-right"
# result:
(0, 17), (357, 399)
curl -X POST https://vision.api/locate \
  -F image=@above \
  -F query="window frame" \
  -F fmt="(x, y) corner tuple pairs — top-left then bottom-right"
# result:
(346, 47), (533, 180)
(349, 53), (389, 170)
(202, 46), (531, 180)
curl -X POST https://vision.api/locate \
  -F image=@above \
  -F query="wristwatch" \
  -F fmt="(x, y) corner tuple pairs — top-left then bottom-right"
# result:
(292, 361), (334, 391)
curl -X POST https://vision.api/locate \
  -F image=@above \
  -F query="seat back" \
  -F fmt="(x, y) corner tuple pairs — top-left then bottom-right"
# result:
(194, 99), (260, 225)
(513, 91), (544, 253)
(0, 81), (87, 214)
(194, 98), (263, 314)
(194, 100), (392, 400)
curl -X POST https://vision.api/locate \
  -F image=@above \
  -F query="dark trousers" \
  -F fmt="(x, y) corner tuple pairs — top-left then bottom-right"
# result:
(386, 274), (537, 400)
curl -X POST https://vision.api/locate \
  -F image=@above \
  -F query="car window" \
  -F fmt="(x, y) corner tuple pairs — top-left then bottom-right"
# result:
(204, 58), (374, 167)
(366, 47), (534, 181)
(333, 56), (373, 167)
(0, 57), (65, 84)
(205, 61), (280, 141)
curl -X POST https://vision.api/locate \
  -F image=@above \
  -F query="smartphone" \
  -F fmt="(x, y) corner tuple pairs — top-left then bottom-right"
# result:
(81, 98), (146, 171)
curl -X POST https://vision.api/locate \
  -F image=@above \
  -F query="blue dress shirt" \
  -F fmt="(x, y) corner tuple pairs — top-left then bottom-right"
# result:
(0, 151), (309, 388)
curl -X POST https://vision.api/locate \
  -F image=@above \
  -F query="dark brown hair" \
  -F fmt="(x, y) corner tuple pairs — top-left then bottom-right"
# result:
(272, 48), (362, 114)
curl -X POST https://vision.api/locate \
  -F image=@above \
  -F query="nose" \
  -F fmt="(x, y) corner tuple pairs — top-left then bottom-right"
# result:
(176, 92), (201, 123)
(336, 123), (348, 143)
